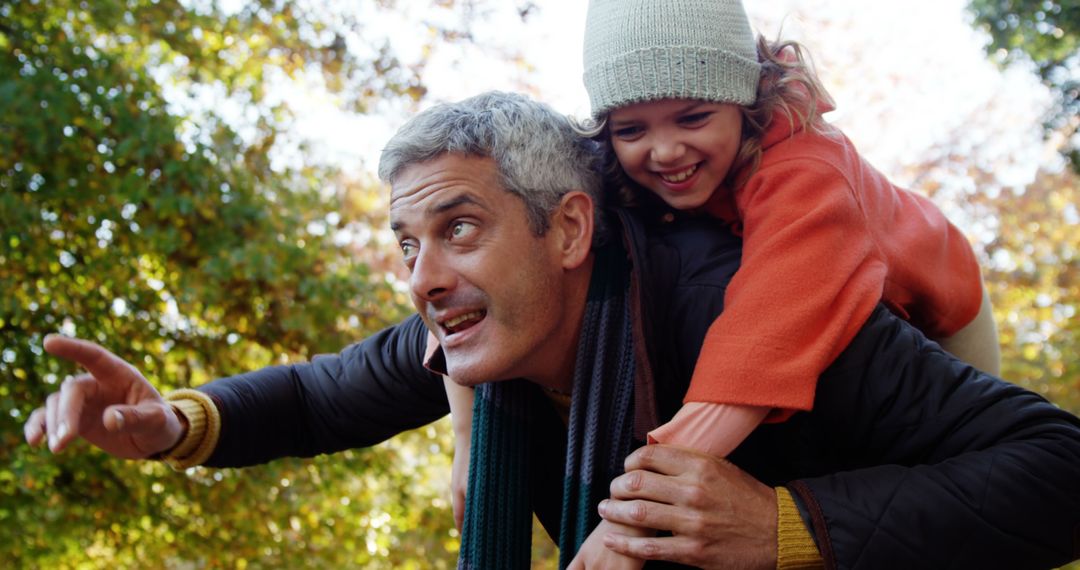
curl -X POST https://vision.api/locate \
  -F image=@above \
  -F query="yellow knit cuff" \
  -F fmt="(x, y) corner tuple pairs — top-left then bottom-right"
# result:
(162, 389), (221, 470)
(776, 487), (824, 569)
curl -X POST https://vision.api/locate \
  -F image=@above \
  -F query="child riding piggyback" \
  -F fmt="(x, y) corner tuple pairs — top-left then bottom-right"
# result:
(568, 0), (1001, 567)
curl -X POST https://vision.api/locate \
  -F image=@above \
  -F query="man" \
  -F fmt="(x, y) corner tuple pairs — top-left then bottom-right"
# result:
(25, 92), (1080, 569)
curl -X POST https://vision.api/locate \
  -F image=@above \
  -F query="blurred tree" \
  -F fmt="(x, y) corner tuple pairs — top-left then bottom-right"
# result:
(912, 143), (1080, 418)
(0, 0), (527, 567)
(978, 163), (1080, 415)
(887, 101), (1080, 429)
(968, 0), (1080, 170)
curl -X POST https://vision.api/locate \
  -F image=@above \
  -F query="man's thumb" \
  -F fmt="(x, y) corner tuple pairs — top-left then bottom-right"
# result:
(103, 403), (167, 434)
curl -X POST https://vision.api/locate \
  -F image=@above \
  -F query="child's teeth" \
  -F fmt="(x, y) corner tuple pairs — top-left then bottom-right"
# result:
(661, 165), (696, 183)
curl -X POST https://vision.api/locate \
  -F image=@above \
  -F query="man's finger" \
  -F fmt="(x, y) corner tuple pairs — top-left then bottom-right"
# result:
(624, 443), (712, 476)
(43, 335), (133, 386)
(45, 392), (60, 452)
(601, 529), (692, 563)
(103, 402), (170, 434)
(609, 467), (683, 504)
(599, 498), (683, 532)
(24, 408), (46, 446)
(53, 374), (98, 452)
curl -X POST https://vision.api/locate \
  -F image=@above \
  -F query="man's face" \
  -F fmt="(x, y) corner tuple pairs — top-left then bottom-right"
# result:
(390, 154), (577, 386)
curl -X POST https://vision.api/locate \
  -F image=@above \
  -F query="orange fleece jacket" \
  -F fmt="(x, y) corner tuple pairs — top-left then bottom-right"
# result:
(689, 106), (983, 417)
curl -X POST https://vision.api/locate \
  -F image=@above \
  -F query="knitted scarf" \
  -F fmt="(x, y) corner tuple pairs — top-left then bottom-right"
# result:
(459, 245), (638, 569)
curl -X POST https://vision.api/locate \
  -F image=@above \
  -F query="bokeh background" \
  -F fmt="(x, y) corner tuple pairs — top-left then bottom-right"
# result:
(2, 0), (1077, 568)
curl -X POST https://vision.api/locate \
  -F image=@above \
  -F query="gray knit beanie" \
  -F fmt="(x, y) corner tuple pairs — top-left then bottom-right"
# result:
(583, 0), (762, 118)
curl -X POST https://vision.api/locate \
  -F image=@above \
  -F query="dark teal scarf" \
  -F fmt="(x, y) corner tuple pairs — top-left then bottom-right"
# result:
(459, 246), (638, 569)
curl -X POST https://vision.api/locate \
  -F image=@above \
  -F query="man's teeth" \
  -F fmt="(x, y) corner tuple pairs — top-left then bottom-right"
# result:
(660, 164), (697, 183)
(444, 311), (483, 330)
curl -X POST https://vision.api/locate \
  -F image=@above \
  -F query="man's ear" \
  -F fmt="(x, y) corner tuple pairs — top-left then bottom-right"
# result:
(552, 191), (594, 270)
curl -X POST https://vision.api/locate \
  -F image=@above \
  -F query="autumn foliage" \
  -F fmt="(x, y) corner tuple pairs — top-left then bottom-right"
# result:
(1, 1), (1077, 568)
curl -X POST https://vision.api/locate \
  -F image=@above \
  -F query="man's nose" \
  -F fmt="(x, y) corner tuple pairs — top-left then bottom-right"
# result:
(410, 246), (455, 301)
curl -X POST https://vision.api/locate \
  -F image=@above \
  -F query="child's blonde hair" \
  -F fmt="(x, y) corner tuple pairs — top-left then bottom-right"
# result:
(730, 34), (835, 190)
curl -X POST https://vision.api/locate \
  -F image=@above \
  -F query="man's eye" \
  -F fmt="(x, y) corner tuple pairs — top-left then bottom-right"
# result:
(400, 241), (418, 259)
(450, 221), (477, 240)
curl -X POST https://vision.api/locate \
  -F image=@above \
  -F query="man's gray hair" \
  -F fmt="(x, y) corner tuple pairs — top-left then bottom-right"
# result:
(378, 91), (605, 239)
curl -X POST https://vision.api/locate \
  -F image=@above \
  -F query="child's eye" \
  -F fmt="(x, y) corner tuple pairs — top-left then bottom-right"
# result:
(678, 112), (712, 126)
(611, 125), (643, 140)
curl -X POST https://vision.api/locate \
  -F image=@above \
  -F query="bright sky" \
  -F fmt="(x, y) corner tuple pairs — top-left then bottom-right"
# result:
(282, 0), (1051, 198)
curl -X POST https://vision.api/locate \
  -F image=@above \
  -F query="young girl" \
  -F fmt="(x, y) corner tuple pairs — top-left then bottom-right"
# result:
(565, 0), (1001, 567)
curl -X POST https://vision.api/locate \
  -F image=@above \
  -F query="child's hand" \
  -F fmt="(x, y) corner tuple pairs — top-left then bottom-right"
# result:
(442, 375), (474, 530)
(450, 430), (469, 530)
(567, 519), (649, 570)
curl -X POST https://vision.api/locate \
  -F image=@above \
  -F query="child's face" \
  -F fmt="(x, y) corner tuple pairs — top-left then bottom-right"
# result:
(609, 99), (742, 210)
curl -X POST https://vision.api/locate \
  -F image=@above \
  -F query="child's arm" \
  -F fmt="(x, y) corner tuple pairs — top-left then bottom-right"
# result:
(444, 377), (473, 531)
(692, 145), (992, 417)
(648, 402), (770, 457)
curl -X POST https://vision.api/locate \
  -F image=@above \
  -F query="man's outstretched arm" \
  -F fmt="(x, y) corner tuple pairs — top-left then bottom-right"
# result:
(194, 313), (449, 468)
(27, 314), (451, 469)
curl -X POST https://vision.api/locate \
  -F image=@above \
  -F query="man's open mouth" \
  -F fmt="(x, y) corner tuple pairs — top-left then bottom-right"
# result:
(440, 310), (486, 335)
